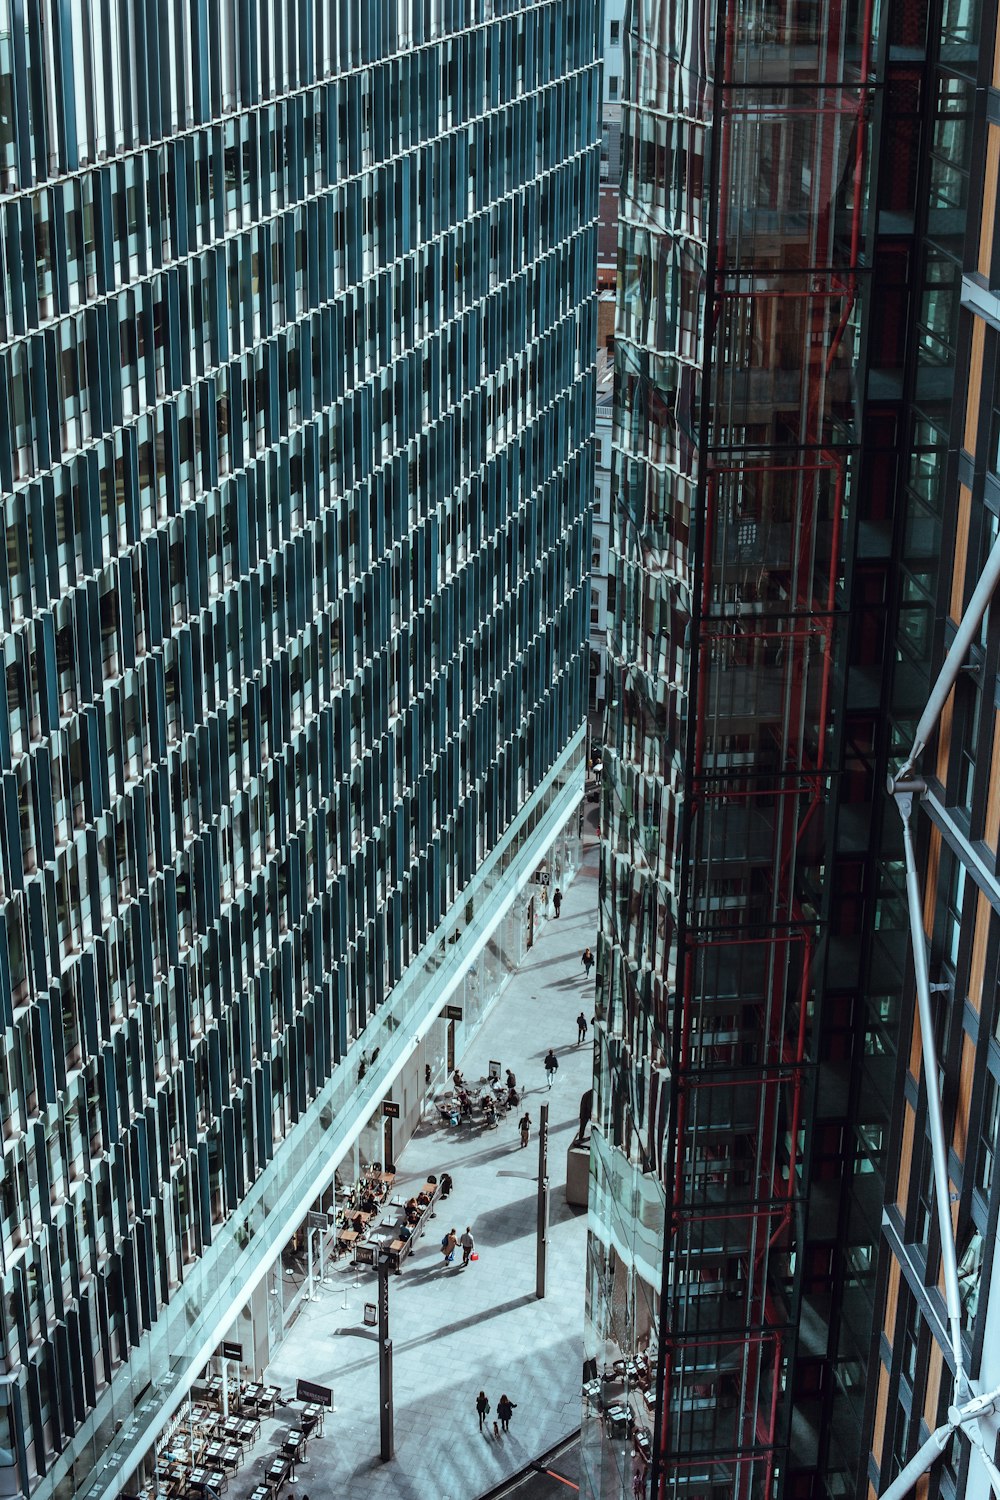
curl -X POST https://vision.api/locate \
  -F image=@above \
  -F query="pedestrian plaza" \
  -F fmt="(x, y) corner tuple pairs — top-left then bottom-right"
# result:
(212, 829), (599, 1500)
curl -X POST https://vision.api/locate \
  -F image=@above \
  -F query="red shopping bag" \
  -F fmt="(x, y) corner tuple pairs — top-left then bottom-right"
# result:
(470, 1252), (479, 1261)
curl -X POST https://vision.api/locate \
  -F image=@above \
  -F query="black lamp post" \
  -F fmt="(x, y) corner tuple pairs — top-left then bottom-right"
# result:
(536, 1101), (550, 1299)
(377, 1253), (394, 1461)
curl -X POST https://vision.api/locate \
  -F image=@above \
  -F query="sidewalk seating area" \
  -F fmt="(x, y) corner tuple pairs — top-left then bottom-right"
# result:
(435, 1070), (520, 1129)
(172, 829), (600, 1500)
(330, 1161), (456, 1273)
(124, 1378), (336, 1500)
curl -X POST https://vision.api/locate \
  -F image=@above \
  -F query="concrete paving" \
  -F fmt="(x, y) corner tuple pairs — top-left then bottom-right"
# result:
(226, 825), (599, 1500)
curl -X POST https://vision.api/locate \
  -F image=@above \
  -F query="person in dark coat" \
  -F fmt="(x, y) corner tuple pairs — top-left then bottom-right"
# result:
(476, 1391), (491, 1431)
(552, 888), (562, 917)
(577, 1012), (588, 1043)
(581, 947), (594, 976)
(544, 1049), (559, 1087)
(497, 1393), (516, 1432)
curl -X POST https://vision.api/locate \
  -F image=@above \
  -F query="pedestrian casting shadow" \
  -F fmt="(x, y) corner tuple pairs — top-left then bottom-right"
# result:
(324, 1292), (538, 1377)
(400, 1134), (549, 1176)
(494, 1115), (578, 1139)
(519, 951), (588, 972)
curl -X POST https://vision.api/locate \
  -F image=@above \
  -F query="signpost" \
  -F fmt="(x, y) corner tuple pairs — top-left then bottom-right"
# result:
(217, 1342), (243, 1418)
(296, 1378), (333, 1408)
(382, 1101), (400, 1118)
(444, 1004), (463, 1021)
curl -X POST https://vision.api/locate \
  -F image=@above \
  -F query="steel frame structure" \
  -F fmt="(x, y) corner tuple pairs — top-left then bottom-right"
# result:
(649, 0), (877, 1491)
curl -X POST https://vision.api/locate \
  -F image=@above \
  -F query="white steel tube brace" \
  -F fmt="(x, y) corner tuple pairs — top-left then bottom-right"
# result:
(896, 787), (964, 1381)
(896, 527), (1000, 783)
(879, 517), (1000, 1500)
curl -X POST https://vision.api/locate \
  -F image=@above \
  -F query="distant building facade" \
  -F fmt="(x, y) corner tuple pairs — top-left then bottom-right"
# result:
(590, 345), (614, 718)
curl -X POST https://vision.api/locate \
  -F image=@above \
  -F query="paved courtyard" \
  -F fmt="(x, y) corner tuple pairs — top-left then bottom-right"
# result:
(226, 824), (599, 1500)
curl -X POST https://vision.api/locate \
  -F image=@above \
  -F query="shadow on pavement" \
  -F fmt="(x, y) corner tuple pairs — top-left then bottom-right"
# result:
(325, 1292), (539, 1377)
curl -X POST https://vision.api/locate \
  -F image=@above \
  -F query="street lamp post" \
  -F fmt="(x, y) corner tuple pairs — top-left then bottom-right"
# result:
(536, 1101), (550, 1299)
(377, 1254), (394, 1461)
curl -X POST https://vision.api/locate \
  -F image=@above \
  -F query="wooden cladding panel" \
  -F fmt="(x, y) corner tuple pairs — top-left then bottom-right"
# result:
(952, 1031), (976, 1164)
(872, 1362), (892, 1486)
(898, 1101), (916, 1209)
(968, 888), (992, 1012)
(923, 1341), (943, 1428)
(963, 332), (984, 460)
(935, 692), (953, 786)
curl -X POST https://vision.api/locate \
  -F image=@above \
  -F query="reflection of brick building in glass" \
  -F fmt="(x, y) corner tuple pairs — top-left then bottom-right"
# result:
(589, 0), (1000, 1497)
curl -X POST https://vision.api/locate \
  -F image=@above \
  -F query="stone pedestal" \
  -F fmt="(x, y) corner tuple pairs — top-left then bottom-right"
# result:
(565, 1142), (591, 1207)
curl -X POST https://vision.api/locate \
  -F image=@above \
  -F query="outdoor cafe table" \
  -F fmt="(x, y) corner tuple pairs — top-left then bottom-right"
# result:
(244, 1382), (280, 1414)
(204, 1439), (242, 1471)
(264, 1456), (290, 1486)
(300, 1402), (325, 1436)
(219, 1413), (258, 1444)
(188, 1466), (227, 1493)
(282, 1428), (307, 1461)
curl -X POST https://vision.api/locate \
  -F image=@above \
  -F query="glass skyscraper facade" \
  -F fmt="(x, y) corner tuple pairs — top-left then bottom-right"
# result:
(0, 3), (600, 1496)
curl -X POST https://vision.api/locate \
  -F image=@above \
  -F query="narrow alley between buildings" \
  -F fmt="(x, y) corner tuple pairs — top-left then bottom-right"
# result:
(219, 824), (599, 1500)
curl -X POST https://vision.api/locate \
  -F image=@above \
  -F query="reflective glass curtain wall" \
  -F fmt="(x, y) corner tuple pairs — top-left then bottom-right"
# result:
(590, 0), (880, 1497)
(0, 2), (599, 1495)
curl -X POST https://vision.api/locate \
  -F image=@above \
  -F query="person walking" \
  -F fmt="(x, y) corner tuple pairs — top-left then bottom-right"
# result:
(544, 1049), (559, 1087)
(552, 888), (562, 918)
(441, 1227), (458, 1264)
(519, 1111), (531, 1148)
(506, 1068), (517, 1091)
(497, 1393), (516, 1432)
(476, 1391), (491, 1431)
(577, 1012), (588, 1044)
(461, 1226), (476, 1266)
(581, 946), (594, 977)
